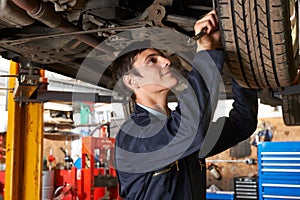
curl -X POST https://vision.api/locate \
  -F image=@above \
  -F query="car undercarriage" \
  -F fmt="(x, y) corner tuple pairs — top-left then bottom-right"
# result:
(0, 0), (299, 125)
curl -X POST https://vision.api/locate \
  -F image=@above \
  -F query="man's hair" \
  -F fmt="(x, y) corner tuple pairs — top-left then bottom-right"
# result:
(111, 48), (148, 100)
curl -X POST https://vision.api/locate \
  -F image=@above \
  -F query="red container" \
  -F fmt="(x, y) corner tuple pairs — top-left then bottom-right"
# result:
(0, 171), (5, 197)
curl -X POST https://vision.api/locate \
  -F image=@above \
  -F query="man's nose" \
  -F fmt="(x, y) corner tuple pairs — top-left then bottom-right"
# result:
(159, 57), (171, 68)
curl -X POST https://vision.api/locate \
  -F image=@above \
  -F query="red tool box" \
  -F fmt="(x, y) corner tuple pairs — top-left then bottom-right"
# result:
(53, 136), (121, 200)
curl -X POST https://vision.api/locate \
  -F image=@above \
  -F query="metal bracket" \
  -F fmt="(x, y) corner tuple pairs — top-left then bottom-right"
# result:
(274, 84), (300, 96)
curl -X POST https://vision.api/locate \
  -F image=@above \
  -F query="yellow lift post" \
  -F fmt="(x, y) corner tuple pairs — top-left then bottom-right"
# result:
(5, 61), (44, 199)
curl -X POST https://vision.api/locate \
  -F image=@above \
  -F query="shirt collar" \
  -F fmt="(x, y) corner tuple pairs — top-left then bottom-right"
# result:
(137, 103), (167, 120)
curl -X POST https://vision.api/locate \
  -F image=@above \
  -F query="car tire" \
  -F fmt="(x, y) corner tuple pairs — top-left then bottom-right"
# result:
(217, 0), (298, 89)
(282, 93), (300, 126)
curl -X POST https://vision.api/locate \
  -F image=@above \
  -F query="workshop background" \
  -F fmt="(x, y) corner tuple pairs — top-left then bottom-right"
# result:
(1, 56), (300, 199)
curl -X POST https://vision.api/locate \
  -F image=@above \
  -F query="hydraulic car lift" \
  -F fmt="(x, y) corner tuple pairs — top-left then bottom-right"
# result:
(4, 60), (122, 199)
(5, 61), (44, 200)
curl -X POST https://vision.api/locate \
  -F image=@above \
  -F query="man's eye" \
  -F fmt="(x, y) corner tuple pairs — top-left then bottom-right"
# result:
(149, 57), (157, 64)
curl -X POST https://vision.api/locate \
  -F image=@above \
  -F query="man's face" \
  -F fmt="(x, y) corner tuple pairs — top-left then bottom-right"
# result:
(131, 49), (178, 93)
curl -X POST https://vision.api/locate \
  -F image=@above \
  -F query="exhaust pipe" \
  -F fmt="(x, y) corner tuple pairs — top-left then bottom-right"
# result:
(0, 0), (34, 28)
(14, 0), (62, 28)
(11, 0), (111, 51)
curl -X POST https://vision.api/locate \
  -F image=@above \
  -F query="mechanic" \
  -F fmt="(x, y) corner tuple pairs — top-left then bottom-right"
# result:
(112, 10), (258, 200)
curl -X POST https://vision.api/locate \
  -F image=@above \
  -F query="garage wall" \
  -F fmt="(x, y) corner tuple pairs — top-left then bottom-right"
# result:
(206, 117), (300, 191)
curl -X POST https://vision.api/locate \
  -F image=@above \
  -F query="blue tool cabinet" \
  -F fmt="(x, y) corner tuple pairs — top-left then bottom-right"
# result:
(258, 141), (300, 199)
(206, 191), (234, 200)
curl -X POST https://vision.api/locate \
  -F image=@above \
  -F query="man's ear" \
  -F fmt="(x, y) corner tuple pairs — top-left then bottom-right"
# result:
(123, 74), (139, 91)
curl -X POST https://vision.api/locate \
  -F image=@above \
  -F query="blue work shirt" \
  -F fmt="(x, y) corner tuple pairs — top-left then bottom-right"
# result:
(115, 50), (258, 200)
